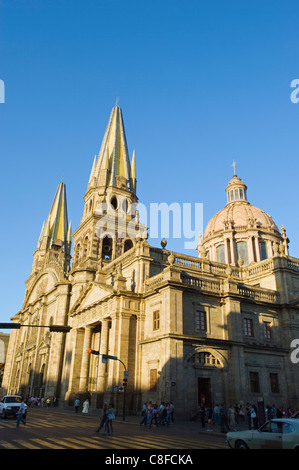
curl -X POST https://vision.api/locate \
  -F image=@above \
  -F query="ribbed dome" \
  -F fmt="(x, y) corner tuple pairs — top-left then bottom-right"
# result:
(204, 201), (279, 238)
(200, 174), (287, 265)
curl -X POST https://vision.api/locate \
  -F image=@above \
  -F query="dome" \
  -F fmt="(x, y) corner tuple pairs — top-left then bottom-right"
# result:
(200, 174), (288, 265)
(204, 201), (279, 237)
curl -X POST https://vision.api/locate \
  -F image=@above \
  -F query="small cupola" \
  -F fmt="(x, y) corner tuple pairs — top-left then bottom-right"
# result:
(225, 175), (247, 204)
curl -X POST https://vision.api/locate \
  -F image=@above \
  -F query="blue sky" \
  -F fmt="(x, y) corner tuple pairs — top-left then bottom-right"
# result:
(1, 0), (299, 331)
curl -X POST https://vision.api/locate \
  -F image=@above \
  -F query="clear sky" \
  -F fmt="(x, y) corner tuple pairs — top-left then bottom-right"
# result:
(1, 0), (299, 331)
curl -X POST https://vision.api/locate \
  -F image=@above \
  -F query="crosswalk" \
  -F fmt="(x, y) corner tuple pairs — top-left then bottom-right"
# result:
(0, 434), (226, 450)
(0, 413), (227, 450)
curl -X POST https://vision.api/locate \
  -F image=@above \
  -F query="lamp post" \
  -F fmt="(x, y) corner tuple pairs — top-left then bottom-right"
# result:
(101, 354), (127, 421)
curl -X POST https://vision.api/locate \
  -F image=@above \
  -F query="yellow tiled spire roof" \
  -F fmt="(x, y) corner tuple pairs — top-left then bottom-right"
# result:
(88, 103), (135, 192)
(37, 182), (71, 252)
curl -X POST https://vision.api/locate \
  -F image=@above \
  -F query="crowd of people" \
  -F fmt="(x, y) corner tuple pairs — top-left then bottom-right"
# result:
(196, 401), (299, 433)
(139, 401), (175, 428)
(24, 396), (58, 408)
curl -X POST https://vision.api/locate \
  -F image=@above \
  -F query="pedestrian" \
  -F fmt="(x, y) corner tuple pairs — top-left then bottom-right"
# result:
(170, 402), (175, 423)
(251, 404), (258, 429)
(266, 405), (273, 420)
(234, 403), (240, 424)
(246, 403), (252, 429)
(106, 403), (115, 435)
(165, 403), (171, 427)
(16, 399), (26, 428)
(74, 397), (80, 413)
(220, 404), (230, 433)
(228, 405), (236, 431)
(82, 398), (89, 414)
(149, 404), (159, 428)
(200, 404), (206, 428)
(140, 403), (148, 426)
(147, 401), (153, 425)
(213, 404), (220, 425)
(46, 397), (51, 408)
(96, 402), (108, 433)
(159, 402), (166, 425)
(206, 407), (213, 432)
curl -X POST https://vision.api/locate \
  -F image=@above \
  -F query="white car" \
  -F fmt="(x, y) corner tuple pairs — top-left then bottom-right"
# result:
(0, 395), (27, 419)
(226, 419), (299, 449)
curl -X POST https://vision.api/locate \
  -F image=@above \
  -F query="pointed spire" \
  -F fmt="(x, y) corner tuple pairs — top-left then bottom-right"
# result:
(130, 150), (136, 193)
(88, 155), (97, 187)
(37, 182), (71, 253)
(67, 221), (72, 243)
(37, 221), (45, 250)
(89, 103), (133, 191)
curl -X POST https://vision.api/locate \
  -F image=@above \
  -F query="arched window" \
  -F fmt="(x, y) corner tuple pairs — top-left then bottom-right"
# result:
(124, 239), (133, 253)
(101, 236), (112, 260)
(236, 241), (249, 265)
(216, 244), (226, 263)
(259, 241), (268, 261)
(83, 236), (89, 258)
(110, 196), (118, 210)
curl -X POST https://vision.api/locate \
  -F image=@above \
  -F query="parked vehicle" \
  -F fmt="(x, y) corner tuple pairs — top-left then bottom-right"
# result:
(0, 395), (27, 419)
(226, 418), (299, 449)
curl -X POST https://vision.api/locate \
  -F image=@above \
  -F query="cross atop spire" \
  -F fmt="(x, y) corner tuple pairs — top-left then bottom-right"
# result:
(231, 160), (237, 175)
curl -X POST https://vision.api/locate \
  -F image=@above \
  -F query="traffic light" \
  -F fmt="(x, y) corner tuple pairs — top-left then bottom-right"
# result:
(88, 349), (99, 355)
(49, 325), (72, 333)
(123, 377), (128, 387)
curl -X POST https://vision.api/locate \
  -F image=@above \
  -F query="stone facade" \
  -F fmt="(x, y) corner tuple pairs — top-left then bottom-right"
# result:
(2, 105), (299, 418)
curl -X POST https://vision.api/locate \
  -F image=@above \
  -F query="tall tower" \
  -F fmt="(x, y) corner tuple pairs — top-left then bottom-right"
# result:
(32, 181), (72, 276)
(71, 103), (147, 271)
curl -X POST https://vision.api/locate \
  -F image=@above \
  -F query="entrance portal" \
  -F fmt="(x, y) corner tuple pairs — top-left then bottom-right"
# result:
(198, 378), (211, 406)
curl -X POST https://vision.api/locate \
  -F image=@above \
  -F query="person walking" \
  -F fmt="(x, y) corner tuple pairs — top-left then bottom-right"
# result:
(106, 403), (115, 435)
(251, 404), (258, 429)
(206, 407), (213, 432)
(149, 404), (159, 428)
(96, 403), (108, 433)
(140, 403), (148, 426)
(220, 404), (230, 433)
(213, 404), (220, 425)
(200, 404), (206, 429)
(170, 402), (175, 423)
(82, 398), (89, 414)
(228, 405), (237, 431)
(16, 399), (26, 428)
(165, 403), (171, 427)
(74, 398), (80, 413)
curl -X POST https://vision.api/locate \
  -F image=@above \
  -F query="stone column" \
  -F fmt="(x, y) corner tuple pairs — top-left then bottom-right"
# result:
(254, 237), (261, 262)
(224, 238), (230, 265)
(230, 236), (236, 265)
(267, 240), (273, 258)
(97, 320), (109, 391)
(79, 326), (93, 391)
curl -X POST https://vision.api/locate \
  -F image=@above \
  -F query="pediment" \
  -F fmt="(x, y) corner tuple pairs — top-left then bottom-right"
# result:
(71, 282), (113, 314)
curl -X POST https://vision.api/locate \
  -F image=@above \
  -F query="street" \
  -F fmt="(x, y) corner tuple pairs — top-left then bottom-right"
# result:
(0, 406), (228, 451)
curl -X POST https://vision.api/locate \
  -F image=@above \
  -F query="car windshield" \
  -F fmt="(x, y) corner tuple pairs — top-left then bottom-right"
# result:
(5, 396), (22, 404)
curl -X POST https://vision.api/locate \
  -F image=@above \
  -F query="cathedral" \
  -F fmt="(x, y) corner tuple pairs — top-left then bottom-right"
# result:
(2, 103), (299, 418)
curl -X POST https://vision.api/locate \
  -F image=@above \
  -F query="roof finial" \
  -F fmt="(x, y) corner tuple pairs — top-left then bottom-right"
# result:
(231, 160), (237, 175)
(115, 97), (119, 107)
